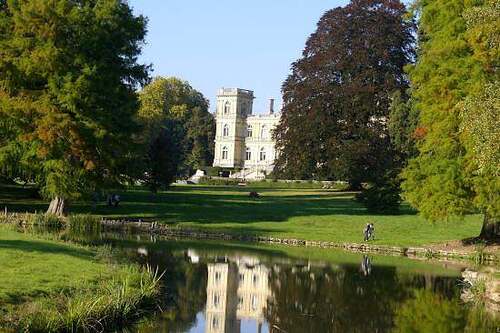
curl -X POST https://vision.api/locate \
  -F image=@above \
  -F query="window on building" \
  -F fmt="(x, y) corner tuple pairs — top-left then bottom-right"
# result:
(213, 294), (220, 308)
(253, 274), (259, 286)
(224, 101), (230, 114)
(212, 316), (219, 329)
(247, 124), (253, 137)
(215, 271), (221, 284)
(251, 295), (258, 310)
(222, 146), (228, 160)
(245, 147), (251, 161)
(260, 125), (268, 139)
(223, 124), (229, 137)
(259, 148), (266, 161)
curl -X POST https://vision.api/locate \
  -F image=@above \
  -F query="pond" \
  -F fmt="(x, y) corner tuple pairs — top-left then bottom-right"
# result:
(83, 233), (498, 333)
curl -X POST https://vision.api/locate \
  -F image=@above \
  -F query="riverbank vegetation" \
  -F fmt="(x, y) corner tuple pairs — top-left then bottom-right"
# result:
(0, 225), (162, 332)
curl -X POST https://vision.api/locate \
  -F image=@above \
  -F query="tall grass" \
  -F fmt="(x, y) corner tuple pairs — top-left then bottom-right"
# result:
(68, 214), (101, 235)
(27, 213), (65, 228)
(18, 265), (163, 333)
(0, 213), (65, 228)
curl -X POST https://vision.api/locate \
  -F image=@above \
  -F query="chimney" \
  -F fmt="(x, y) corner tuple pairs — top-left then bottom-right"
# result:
(269, 98), (275, 115)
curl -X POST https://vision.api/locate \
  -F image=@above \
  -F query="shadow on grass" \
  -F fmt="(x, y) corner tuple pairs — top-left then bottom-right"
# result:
(1, 184), (418, 232)
(0, 239), (94, 261)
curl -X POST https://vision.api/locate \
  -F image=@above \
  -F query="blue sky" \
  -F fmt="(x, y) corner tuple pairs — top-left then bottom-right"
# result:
(128, 0), (347, 114)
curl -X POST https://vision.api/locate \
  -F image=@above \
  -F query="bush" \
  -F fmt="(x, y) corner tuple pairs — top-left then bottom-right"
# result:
(356, 181), (401, 213)
(197, 177), (240, 186)
(205, 167), (222, 177)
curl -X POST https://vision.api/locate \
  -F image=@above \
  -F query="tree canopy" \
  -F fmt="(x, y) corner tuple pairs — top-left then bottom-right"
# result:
(401, 0), (499, 238)
(0, 0), (149, 214)
(138, 76), (214, 192)
(273, 0), (415, 189)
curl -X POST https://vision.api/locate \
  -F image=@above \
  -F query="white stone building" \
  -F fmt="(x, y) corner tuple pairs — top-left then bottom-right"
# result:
(212, 88), (280, 179)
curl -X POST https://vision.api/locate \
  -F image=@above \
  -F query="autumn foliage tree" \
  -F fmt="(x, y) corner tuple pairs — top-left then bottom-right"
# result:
(274, 0), (415, 192)
(0, 0), (149, 215)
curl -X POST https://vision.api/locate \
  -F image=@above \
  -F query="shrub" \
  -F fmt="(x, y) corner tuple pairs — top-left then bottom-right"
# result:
(356, 181), (401, 213)
(197, 177), (240, 186)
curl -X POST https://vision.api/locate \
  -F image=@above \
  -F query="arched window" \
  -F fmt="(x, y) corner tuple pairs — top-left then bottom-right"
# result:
(260, 125), (268, 139)
(259, 147), (266, 161)
(245, 147), (251, 161)
(224, 101), (230, 114)
(222, 146), (228, 160)
(247, 124), (253, 137)
(223, 124), (229, 137)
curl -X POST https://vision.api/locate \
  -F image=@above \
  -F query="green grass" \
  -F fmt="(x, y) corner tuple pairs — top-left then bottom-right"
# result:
(1, 184), (484, 247)
(0, 226), (108, 303)
(0, 225), (161, 332)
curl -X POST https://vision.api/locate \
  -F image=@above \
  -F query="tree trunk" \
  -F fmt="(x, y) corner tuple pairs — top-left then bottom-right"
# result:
(46, 196), (68, 216)
(479, 213), (500, 241)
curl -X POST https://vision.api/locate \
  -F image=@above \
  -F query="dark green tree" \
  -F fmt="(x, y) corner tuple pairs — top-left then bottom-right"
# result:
(274, 0), (415, 190)
(0, 0), (149, 215)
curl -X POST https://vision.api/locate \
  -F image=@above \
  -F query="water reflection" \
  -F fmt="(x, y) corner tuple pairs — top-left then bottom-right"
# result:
(205, 257), (270, 333)
(106, 236), (497, 333)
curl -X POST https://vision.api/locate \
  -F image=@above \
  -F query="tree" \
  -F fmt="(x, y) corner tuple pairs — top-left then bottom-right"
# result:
(401, 0), (499, 239)
(388, 90), (419, 161)
(274, 0), (415, 189)
(138, 77), (214, 192)
(0, 0), (149, 215)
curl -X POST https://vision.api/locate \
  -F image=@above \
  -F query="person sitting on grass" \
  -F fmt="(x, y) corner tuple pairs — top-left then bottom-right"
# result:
(112, 194), (121, 207)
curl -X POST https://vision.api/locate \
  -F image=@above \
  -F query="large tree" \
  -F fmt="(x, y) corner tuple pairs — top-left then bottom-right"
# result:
(402, 0), (499, 239)
(273, 0), (415, 189)
(0, 0), (149, 215)
(138, 77), (214, 192)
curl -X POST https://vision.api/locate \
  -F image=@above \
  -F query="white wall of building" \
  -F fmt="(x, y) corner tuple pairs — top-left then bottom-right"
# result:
(213, 88), (280, 177)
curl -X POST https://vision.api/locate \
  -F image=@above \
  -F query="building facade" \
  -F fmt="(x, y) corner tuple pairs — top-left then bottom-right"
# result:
(213, 88), (280, 179)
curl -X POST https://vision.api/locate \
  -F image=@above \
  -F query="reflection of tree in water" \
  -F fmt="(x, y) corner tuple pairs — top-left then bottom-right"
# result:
(392, 289), (498, 333)
(264, 264), (470, 333)
(265, 264), (405, 332)
(133, 249), (208, 333)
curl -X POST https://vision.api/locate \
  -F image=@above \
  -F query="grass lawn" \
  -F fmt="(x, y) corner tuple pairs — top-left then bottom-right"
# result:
(0, 226), (108, 306)
(1, 184), (484, 247)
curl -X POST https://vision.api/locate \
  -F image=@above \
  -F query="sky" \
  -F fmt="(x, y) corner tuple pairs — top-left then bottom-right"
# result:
(128, 0), (348, 114)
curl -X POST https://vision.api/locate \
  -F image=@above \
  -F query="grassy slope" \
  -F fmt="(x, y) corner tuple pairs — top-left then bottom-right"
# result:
(0, 226), (108, 308)
(1, 184), (483, 247)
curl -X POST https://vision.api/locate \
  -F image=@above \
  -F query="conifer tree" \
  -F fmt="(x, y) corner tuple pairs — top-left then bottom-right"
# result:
(402, 0), (499, 239)
(0, 0), (149, 214)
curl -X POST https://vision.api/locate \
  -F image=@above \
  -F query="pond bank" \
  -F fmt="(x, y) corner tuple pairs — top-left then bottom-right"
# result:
(0, 225), (162, 333)
(101, 218), (499, 264)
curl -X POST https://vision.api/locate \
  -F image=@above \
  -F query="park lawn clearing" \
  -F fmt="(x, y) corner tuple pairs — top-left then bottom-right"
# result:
(1, 184), (485, 248)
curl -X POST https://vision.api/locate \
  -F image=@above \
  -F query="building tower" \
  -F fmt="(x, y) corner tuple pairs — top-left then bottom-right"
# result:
(213, 88), (254, 171)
